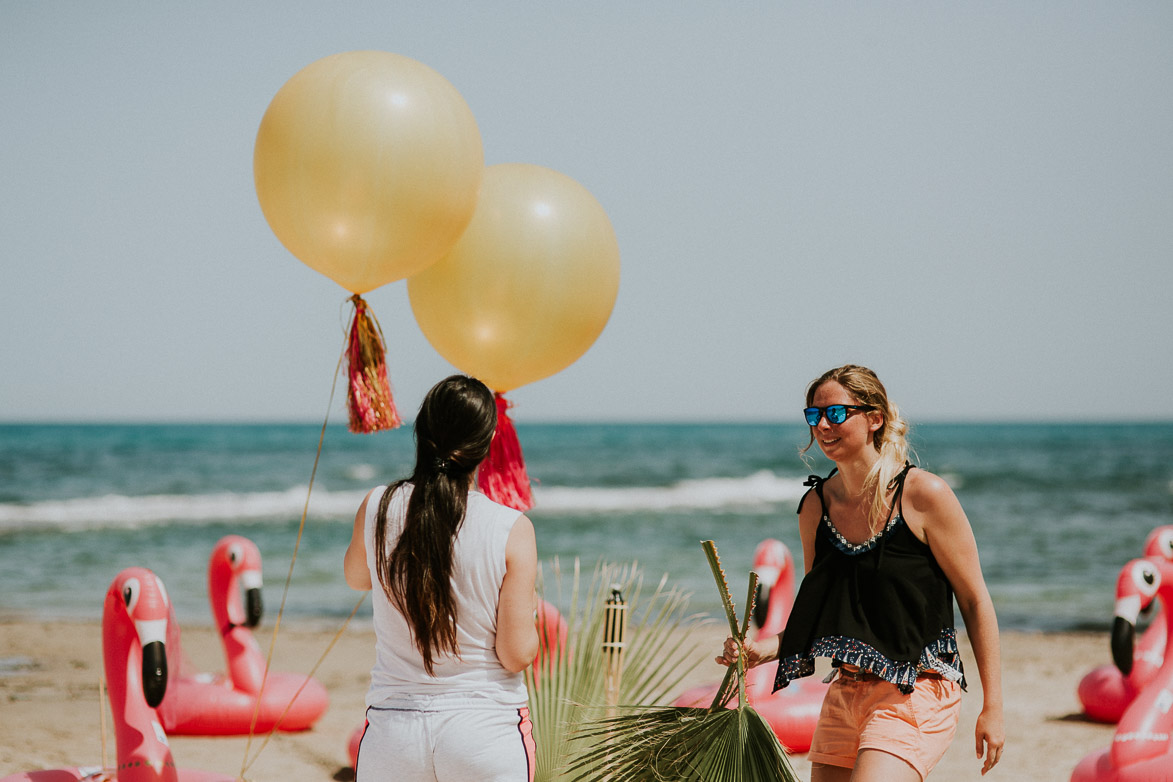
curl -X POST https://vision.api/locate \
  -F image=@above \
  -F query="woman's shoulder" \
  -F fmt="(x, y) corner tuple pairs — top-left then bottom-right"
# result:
(902, 468), (961, 515)
(363, 483), (391, 501)
(798, 468), (837, 501)
(468, 490), (526, 523)
(797, 473), (832, 527)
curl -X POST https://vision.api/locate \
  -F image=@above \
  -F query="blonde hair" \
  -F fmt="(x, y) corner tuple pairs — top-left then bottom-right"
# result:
(802, 364), (910, 531)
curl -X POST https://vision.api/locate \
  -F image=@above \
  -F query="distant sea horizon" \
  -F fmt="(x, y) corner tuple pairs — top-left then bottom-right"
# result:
(2, 421), (1171, 636)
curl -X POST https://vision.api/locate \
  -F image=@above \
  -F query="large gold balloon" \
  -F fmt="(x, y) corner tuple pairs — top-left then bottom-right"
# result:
(408, 163), (621, 392)
(254, 51), (483, 294)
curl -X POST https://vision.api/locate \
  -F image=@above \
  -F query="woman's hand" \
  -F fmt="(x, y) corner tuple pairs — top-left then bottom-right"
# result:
(714, 634), (779, 669)
(976, 706), (1005, 775)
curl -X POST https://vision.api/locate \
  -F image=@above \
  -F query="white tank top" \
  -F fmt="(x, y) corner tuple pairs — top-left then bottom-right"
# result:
(363, 484), (528, 707)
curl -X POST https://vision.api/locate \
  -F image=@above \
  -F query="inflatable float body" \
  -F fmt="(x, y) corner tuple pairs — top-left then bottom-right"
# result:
(1071, 556), (1173, 781)
(1077, 527), (1173, 723)
(0, 567), (234, 782)
(347, 599), (568, 769)
(158, 535), (328, 735)
(672, 538), (828, 753)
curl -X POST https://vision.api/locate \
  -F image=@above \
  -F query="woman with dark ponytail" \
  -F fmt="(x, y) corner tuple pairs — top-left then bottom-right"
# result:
(345, 375), (539, 782)
(717, 365), (1004, 780)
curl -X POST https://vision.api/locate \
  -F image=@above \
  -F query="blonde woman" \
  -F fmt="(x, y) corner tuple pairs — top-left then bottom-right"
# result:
(718, 365), (1003, 780)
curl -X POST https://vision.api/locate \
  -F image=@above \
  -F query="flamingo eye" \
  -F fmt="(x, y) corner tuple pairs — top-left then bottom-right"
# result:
(1133, 563), (1160, 596)
(229, 543), (243, 565)
(1159, 530), (1173, 560)
(122, 577), (141, 613)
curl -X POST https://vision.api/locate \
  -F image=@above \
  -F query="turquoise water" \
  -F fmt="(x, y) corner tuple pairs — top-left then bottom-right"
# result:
(2, 422), (1171, 631)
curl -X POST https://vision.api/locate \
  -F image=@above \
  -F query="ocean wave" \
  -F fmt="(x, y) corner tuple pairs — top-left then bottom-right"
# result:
(0, 487), (367, 532)
(0, 471), (807, 532)
(535, 470), (807, 514)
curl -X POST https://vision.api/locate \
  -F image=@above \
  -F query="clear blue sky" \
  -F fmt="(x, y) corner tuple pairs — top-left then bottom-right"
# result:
(3, 3), (1171, 423)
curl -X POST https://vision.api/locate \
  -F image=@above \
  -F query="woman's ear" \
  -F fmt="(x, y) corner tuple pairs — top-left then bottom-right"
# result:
(866, 410), (884, 435)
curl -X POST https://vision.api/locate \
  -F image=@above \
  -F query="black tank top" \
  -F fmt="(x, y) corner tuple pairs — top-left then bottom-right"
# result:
(773, 464), (966, 694)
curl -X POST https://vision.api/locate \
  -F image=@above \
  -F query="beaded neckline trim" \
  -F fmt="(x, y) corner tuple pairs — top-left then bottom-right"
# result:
(821, 512), (903, 554)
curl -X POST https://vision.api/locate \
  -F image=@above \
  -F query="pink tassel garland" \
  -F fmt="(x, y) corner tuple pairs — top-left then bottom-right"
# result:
(477, 393), (533, 511)
(346, 295), (401, 434)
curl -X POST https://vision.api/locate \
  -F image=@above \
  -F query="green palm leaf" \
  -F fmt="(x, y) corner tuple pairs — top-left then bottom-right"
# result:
(557, 541), (800, 782)
(526, 558), (715, 781)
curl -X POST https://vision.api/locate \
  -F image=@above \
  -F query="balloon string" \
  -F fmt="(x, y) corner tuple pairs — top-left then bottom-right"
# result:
(240, 592), (368, 776)
(99, 677), (109, 773)
(238, 335), (348, 780)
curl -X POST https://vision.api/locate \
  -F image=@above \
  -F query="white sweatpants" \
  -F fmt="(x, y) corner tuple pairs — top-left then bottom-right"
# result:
(356, 694), (535, 782)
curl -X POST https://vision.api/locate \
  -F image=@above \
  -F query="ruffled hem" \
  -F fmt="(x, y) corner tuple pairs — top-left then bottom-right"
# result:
(773, 629), (966, 695)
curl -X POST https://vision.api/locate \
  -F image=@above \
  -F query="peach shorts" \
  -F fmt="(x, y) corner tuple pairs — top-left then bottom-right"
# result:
(808, 673), (962, 781)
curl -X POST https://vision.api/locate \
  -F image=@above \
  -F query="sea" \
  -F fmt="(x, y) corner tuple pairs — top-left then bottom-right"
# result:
(2, 421), (1172, 634)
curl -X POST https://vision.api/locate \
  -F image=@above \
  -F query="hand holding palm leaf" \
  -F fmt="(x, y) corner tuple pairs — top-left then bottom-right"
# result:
(564, 541), (800, 781)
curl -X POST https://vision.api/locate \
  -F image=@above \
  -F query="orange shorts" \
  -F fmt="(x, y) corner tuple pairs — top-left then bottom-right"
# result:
(808, 672), (962, 781)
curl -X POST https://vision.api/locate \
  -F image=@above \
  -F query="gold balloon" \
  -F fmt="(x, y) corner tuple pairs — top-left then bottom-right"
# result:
(408, 163), (621, 392)
(254, 51), (483, 294)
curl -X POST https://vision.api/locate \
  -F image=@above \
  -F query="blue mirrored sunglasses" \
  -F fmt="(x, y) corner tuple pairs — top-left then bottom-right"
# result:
(803, 404), (873, 426)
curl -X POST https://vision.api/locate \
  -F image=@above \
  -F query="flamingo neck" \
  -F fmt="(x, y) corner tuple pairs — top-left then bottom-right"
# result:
(1157, 592), (1173, 674)
(209, 569), (237, 629)
(222, 624), (267, 694)
(104, 613), (178, 781)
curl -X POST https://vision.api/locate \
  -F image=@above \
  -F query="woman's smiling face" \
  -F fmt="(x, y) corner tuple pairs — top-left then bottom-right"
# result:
(808, 380), (881, 460)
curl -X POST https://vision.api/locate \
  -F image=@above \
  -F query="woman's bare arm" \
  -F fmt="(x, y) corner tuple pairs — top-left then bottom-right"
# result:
(906, 470), (1004, 775)
(496, 514), (540, 672)
(715, 489), (821, 669)
(343, 488), (377, 591)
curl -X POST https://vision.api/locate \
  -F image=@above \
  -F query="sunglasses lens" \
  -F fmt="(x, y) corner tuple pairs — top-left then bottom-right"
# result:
(826, 405), (848, 424)
(803, 408), (820, 426)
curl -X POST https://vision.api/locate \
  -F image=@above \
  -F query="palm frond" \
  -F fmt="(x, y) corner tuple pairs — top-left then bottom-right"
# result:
(558, 541), (801, 782)
(564, 701), (793, 781)
(526, 558), (714, 781)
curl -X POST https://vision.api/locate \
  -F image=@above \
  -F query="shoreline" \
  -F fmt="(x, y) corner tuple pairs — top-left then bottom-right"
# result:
(1, 619), (1118, 781)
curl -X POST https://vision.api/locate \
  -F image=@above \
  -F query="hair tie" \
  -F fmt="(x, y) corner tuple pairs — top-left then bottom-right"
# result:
(433, 456), (453, 474)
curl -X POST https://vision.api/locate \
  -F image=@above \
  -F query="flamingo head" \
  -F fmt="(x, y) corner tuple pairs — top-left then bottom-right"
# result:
(1143, 525), (1173, 563)
(751, 539), (788, 589)
(210, 535), (264, 628)
(105, 566), (171, 708)
(750, 538), (795, 633)
(1112, 558), (1162, 676)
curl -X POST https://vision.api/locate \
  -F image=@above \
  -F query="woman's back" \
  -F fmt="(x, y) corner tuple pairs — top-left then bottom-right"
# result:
(363, 484), (528, 707)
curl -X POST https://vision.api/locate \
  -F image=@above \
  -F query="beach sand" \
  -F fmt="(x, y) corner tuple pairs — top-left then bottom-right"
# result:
(0, 618), (1118, 781)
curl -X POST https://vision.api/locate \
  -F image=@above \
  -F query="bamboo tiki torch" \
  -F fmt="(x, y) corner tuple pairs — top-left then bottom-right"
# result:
(603, 586), (628, 715)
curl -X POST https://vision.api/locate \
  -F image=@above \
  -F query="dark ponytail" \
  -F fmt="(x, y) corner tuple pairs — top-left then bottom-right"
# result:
(374, 375), (497, 675)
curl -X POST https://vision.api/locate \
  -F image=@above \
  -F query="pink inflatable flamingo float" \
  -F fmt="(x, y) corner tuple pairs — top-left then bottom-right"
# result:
(1077, 526), (1173, 723)
(0, 567), (234, 782)
(158, 535), (328, 735)
(672, 538), (828, 752)
(1071, 556), (1173, 781)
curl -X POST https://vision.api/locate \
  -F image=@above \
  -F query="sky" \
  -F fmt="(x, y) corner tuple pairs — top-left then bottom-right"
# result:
(3, 2), (1171, 424)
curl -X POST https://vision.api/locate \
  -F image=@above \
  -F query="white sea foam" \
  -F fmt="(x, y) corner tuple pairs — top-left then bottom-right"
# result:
(344, 463), (378, 482)
(0, 487), (367, 531)
(0, 471), (807, 532)
(535, 470), (806, 513)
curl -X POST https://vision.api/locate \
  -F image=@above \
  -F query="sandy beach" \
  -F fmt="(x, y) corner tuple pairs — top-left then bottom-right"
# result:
(0, 617), (1120, 781)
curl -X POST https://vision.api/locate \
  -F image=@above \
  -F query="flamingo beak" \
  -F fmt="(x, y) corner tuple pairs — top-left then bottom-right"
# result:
(1112, 591), (1144, 676)
(242, 569), (263, 628)
(1111, 616), (1136, 675)
(246, 588), (263, 628)
(141, 640), (168, 708)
